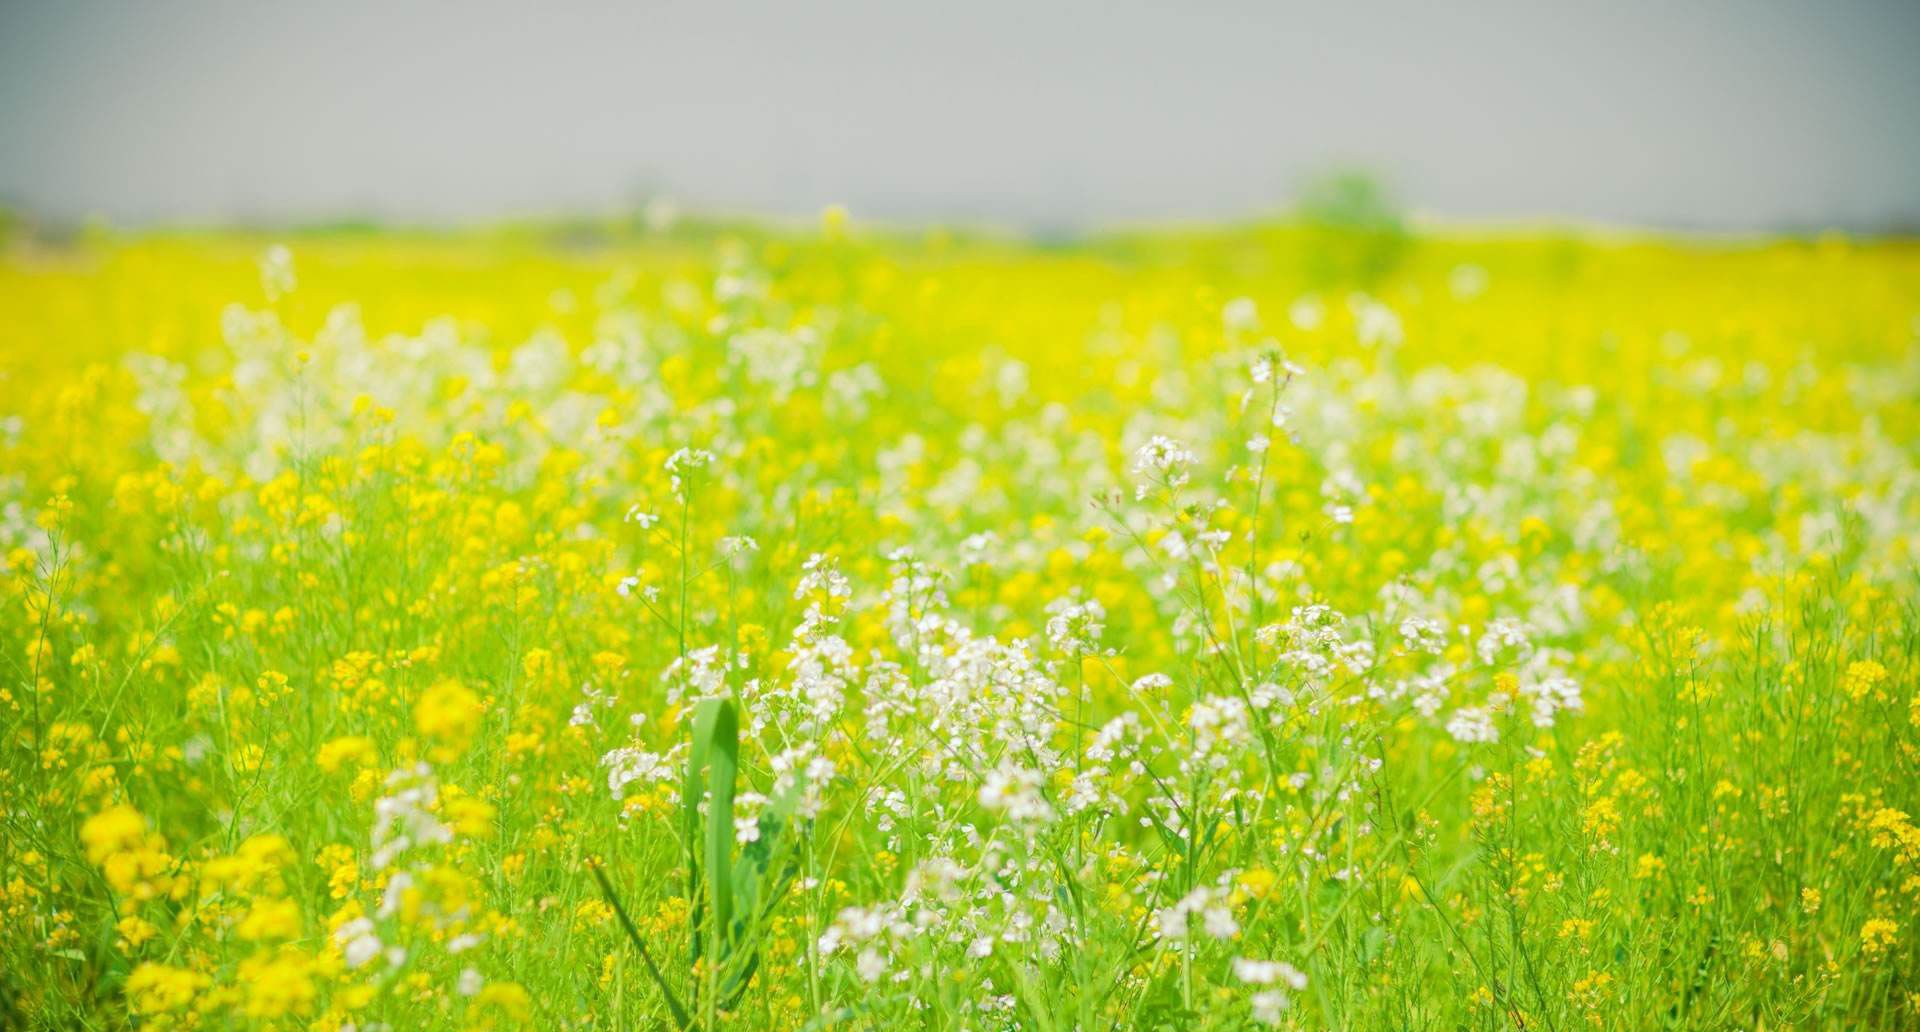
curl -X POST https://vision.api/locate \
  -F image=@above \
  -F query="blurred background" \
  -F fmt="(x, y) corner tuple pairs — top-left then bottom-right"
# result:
(2, 0), (1916, 233)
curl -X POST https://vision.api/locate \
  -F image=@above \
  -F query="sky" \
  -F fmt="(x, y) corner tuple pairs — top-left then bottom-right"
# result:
(2, 1), (1917, 231)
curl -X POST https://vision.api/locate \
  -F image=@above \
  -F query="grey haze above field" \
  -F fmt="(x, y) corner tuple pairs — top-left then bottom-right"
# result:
(1, 0), (1916, 232)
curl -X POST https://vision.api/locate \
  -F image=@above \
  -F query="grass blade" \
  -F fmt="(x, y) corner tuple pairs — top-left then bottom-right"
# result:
(589, 862), (696, 1032)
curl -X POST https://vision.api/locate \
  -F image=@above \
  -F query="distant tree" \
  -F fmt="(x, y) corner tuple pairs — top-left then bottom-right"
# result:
(1296, 170), (1411, 287)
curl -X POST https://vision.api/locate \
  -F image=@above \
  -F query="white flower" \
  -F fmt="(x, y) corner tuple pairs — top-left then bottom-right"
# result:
(1189, 695), (1252, 763)
(1203, 902), (1240, 940)
(335, 918), (382, 969)
(728, 326), (819, 400)
(1250, 989), (1291, 1025)
(978, 763), (1053, 823)
(601, 746), (677, 800)
(1233, 958), (1308, 989)
(370, 765), (451, 870)
(1131, 435), (1196, 498)
(1350, 295), (1403, 347)
(1288, 296), (1324, 330)
(259, 244), (296, 301)
(1155, 885), (1238, 941)
(1446, 706), (1499, 744)
(794, 553), (851, 601)
(1398, 616), (1448, 654)
(735, 818), (762, 844)
(1223, 297), (1259, 332)
(664, 448), (716, 497)
(378, 871), (413, 918)
(1475, 617), (1533, 665)
(1521, 675), (1584, 728)
(1044, 595), (1106, 655)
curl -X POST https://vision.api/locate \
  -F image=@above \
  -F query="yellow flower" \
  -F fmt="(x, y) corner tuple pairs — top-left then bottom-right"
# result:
(415, 679), (485, 759)
(317, 734), (378, 774)
(445, 794), (499, 839)
(236, 947), (318, 1019)
(467, 981), (534, 1030)
(236, 897), (302, 941)
(124, 962), (207, 1013)
(115, 915), (159, 948)
(1237, 867), (1278, 900)
(80, 804), (148, 866)
(1842, 660), (1887, 701)
(1860, 918), (1899, 956)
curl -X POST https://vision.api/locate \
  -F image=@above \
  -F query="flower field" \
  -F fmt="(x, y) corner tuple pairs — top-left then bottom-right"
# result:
(2, 219), (1917, 1029)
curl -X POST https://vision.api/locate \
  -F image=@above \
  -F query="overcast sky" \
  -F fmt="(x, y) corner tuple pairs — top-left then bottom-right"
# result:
(2, 1), (1916, 231)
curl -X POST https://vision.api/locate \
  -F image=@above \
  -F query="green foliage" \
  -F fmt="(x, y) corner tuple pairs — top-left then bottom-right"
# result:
(1296, 170), (1412, 286)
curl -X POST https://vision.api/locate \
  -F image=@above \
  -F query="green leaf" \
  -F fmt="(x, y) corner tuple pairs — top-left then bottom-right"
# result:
(702, 697), (740, 960)
(682, 698), (722, 966)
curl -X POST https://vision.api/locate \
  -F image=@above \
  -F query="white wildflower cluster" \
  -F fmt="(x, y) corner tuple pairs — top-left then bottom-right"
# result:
(1155, 882), (1240, 942)
(727, 326), (820, 401)
(816, 904), (906, 983)
(600, 744), (680, 801)
(1397, 615), (1450, 655)
(976, 763), (1054, 824)
(814, 841), (1078, 992)
(1131, 435), (1197, 498)
(1043, 593), (1108, 656)
(1234, 957), (1309, 1025)
(824, 363), (885, 420)
(1520, 674), (1585, 728)
(568, 682), (618, 728)
(1445, 706), (1500, 744)
(882, 548), (948, 647)
(370, 764), (452, 871)
(1188, 695), (1253, 768)
(1350, 294), (1404, 348)
(333, 915), (403, 972)
(170, 282), (660, 484)
(346, 764), (488, 983)
(769, 744), (836, 820)
(1256, 604), (1376, 687)
(1248, 351), (1304, 387)
(1321, 468), (1365, 525)
(755, 614), (856, 738)
(662, 645), (731, 706)
(664, 447), (716, 498)
(1476, 616), (1534, 664)
(794, 552), (853, 638)
(258, 243), (296, 302)
(1066, 712), (1148, 817)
